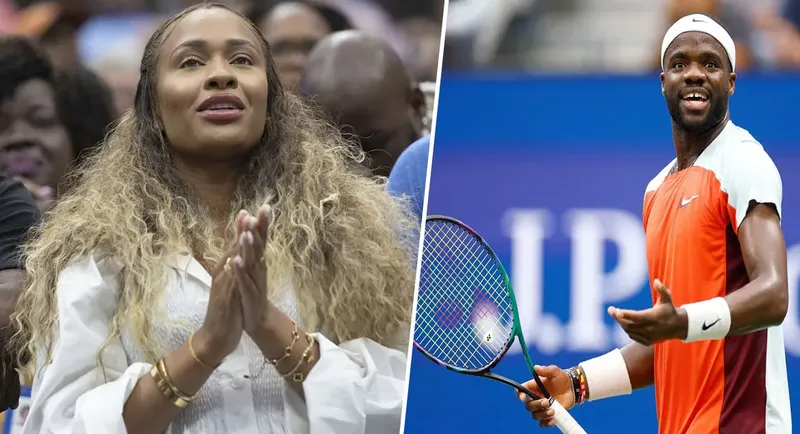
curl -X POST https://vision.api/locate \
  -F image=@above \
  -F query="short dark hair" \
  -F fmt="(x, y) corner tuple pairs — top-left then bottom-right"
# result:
(0, 36), (54, 105)
(54, 66), (118, 166)
(248, 0), (353, 33)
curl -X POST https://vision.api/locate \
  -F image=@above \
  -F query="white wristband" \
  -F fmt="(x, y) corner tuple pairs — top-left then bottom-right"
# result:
(681, 297), (731, 343)
(578, 348), (632, 401)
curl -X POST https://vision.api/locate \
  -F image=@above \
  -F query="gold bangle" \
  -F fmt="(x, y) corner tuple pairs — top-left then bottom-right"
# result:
(189, 332), (217, 370)
(281, 333), (316, 383)
(150, 360), (193, 408)
(158, 359), (195, 402)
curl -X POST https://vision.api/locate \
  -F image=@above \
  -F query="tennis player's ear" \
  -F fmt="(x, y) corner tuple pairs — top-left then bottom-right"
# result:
(728, 72), (736, 96)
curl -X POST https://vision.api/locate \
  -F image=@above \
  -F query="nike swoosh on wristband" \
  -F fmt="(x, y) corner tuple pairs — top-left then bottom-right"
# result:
(702, 318), (721, 331)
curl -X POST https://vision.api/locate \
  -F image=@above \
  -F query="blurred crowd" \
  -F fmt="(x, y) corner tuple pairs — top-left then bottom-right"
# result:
(445, 0), (800, 72)
(0, 0), (442, 112)
(0, 0), (441, 207)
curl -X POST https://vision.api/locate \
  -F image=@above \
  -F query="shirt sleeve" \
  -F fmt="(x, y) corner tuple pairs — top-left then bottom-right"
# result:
(722, 142), (782, 232)
(23, 255), (152, 434)
(0, 178), (40, 270)
(387, 136), (430, 224)
(283, 331), (409, 434)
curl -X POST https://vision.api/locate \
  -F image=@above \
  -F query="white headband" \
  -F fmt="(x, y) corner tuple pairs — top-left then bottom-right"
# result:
(660, 14), (735, 72)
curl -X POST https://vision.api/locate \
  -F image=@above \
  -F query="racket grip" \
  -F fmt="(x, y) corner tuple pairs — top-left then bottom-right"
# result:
(550, 400), (587, 434)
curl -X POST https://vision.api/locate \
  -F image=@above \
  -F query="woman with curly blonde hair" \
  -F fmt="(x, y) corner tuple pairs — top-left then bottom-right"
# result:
(11, 3), (416, 434)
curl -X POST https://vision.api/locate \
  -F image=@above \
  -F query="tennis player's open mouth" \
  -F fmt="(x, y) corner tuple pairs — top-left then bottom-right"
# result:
(680, 90), (709, 111)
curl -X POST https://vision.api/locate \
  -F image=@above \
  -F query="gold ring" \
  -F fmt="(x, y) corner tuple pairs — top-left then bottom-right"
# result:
(224, 257), (232, 272)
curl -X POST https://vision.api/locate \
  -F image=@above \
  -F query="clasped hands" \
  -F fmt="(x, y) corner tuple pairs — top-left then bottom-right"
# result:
(608, 279), (689, 346)
(194, 205), (275, 367)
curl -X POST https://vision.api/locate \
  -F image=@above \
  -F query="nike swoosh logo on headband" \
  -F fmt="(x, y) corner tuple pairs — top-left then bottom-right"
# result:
(692, 18), (706, 23)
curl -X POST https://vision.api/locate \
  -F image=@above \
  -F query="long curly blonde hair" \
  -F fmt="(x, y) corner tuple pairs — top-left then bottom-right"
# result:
(11, 3), (416, 378)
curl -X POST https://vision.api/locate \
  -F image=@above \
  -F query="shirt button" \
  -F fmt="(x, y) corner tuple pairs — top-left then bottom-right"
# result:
(231, 378), (244, 389)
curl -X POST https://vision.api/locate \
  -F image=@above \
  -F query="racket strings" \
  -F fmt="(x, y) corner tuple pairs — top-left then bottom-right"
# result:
(415, 220), (515, 371)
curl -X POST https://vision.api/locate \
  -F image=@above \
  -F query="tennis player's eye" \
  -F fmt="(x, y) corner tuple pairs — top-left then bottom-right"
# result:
(704, 61), (717, 69)
(673, 62), (685, 69)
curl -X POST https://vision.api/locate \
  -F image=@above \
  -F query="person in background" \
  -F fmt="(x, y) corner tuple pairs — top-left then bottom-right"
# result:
(387, 135), (430, 224)
(300, 30), (427, 177)
(0, 176), (40, 414)
(12, 1), (90, 69)
(0, 37), (117, 210)
(0, 37), (72, 211)
(53, 65), (119, 177)
(251, 0), (352, 91)
(13, 4), (415, 433)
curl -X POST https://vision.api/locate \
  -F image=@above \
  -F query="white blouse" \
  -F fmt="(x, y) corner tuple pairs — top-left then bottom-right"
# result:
(22, 253), (409, 434)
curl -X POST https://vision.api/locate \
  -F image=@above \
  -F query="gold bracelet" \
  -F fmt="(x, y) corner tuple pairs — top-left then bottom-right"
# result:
(188, 332), (217, 370)
(268, 320), (299, 368)
(150, 360), (193, 408)
(247, 321), (300, 380)
(158, 359), (195, 401)
(281, 333), (316, 383)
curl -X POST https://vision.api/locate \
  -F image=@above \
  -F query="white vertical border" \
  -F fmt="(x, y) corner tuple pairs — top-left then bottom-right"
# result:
(398, 1), (450, 432)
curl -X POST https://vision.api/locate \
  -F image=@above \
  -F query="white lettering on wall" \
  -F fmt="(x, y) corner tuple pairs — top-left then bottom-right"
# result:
(563, 209), (648, 352)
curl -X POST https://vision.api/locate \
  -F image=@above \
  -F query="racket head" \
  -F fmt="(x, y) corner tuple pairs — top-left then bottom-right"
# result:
(413, 215), (518, 374)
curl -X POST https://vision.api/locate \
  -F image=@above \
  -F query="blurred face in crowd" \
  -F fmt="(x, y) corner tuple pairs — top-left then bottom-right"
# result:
(0, 78), (72, 189)
(344, 86), (425, 176)
(156, 7), (269, 160)
(661, 31), (735, 133)
(260, 2), (331, 91)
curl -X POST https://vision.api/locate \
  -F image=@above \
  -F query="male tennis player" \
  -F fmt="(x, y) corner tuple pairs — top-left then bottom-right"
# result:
(519, 14), (791, 434)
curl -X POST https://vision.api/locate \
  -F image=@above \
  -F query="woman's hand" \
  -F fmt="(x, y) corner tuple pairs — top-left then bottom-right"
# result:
(232, 206), (273, 336)
(194, 248), (244, 367)
(15, 177), (53, 211)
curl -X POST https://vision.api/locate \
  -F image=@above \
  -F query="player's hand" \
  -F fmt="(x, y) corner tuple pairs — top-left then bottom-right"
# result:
(609, 279), (688, 346)
(516, 365), (574, 428)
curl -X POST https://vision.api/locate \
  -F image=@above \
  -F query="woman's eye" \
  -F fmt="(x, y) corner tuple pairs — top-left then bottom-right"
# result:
(180, 58), (202, 68)
(232, 56), (253, 65)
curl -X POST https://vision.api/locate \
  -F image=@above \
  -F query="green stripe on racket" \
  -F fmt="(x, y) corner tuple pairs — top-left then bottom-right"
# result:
(413, 215), (587, 433)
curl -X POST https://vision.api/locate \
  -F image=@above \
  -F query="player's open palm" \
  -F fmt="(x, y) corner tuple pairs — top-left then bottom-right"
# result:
(516, 365), (574, 428)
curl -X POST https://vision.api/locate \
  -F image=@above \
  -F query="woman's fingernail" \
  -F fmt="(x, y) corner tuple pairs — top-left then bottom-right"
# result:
(234, 255), (244, 267)
(40, 186), (53, 197)
(245, 231), (254, 245)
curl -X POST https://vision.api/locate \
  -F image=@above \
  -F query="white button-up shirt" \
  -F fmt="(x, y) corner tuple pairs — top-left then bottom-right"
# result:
(23, 253), (409, 433)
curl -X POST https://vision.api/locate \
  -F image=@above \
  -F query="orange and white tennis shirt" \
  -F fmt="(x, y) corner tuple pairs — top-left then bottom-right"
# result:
(642, 120), (791, 434)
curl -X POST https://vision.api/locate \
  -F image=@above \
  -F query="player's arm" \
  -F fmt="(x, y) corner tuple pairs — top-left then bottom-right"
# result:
(520, 342), (652, 428)
(676, 201), (787, 342)
(724, 202), (787, 333)
(671, 145), (787, 344)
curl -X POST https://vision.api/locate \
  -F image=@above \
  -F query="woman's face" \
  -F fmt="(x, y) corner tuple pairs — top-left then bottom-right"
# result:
(0, 79), (73, 188)
(260, 3), (331, 91)
(156, 8), (269, 160)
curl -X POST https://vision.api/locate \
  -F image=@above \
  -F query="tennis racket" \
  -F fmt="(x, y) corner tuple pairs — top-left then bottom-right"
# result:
(413, 215), (587, 434)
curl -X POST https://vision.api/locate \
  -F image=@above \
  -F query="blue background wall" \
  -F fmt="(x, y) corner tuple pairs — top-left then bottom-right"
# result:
(403, 73), (800, 434)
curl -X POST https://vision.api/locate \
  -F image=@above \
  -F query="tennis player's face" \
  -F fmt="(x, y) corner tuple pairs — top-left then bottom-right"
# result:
(661, 32), (735, 133)
(156, 8), (269, 160)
